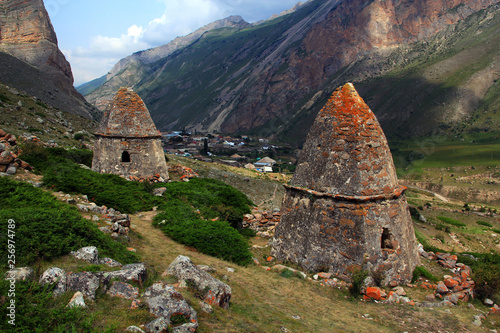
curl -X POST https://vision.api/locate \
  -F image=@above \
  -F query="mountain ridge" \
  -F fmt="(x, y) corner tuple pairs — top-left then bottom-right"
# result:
(82, 0), (499, 145)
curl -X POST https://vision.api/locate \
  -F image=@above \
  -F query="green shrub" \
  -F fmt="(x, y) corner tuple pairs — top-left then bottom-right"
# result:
(458, 253), (500, 303)
(437, 216), (466, 228)
(280, 268), (303, 279)
(0, 280), (113, 332)
(476, 220), (493, 227)
(412, 266), (438, 283)
(349, 268), (369, 296)
(162, 178), (253, 228)
(0, 178), (139, 266)
(493, 229), (500, 234)
(154, 200), (252, 266)
(239, 228), (257, 238)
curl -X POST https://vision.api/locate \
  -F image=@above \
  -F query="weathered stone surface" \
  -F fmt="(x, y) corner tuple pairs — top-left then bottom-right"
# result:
(5, 267), (34, 281)
(92, 88), (168, 180)
(39, 267), (67, 296)
(97, 263), (147, 284)
(70, 246), (99, 264)
(67, 291), (86, 308)
(165, 255), (231, 309)
(153, 187), (167, 196)
(107, 281), (139, 300)
(200, 301), (214, 314)
(142, 282), (198, 333)
(272, 83), (420, 285)
(125, 326), (145, 333)
(99, 257), (122, 267)
(0, 151), (15, 165)
(66, 272), (100, 301)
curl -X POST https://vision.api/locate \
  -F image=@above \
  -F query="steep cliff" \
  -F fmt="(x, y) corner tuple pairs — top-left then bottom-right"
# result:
(0, 0), (98, 120)
(83, 0), (499, 143)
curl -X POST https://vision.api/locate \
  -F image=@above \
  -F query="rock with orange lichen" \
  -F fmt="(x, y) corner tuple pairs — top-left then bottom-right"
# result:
(92, 88), (169, 181)
(272, 83), (420, 285)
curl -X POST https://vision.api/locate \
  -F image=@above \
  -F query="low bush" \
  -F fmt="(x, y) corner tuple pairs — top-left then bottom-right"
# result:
(0, 280), (113, 332)
(162, 178), (253, 228)
(458, 253), (500, 303)
(436, 216), (466, 228)
(153, 204), (252, 266)
(0, 178), (139, 267)
(493, 228), (500, 234)
(412, 266), (438, 283)
(476, 220), (493, 227)
(349, 268), (368, 296)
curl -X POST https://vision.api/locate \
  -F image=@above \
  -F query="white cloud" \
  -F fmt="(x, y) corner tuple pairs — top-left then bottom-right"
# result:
(69, 0), (300, 85)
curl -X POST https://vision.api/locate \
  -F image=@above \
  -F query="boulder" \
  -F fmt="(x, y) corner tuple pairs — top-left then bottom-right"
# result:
(0, 151), (14, 165)
(365, 286), (383, 301)
(200, 301), (213, 314)
(107, 281), (139, 300)
(142, 282), (198, 333)
(392, 286), (406, 296)
(39, 267), (67, 296)
(165, 255), (231, 309)
(125, 326), (145, 333)
(97, 263), (147, 284)
(70, 246), (99, 264)
(5, 165), (16, 175)
(99, 257), (122, 267)
(66, 272), (100, 301)
(5, 267), (34, 281)
(67, 291), (86, 308)
(436, 281), (450, 295)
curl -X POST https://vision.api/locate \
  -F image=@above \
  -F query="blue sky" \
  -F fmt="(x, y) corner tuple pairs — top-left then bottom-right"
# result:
(47, 0), (302, 86)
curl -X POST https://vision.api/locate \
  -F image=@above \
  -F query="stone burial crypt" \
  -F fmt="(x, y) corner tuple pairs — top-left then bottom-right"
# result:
(272, 83), (420, 285)
(92, 87), (169, 181)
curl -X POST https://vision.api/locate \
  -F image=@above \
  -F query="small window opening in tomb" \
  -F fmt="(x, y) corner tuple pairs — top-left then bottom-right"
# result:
(381, 227), (394, 249)
(121, 151), (131, 163)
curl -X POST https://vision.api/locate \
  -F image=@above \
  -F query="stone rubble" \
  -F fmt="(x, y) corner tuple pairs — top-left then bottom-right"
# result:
(0, 129), (32, 175)
(242, 210), (281, 237)
(107, 281), (139, 300)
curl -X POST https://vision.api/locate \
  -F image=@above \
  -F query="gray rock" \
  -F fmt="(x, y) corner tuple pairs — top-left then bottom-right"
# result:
(112, 222), (126, 235)
(6, 165), (17, 175)
(39, 267), (67, 296)
(419, 215), (427, 223)
(67, 291), (86, 308)
(107, 281), (139, 300)
(5, 267), (34, 281)
(393, 286), (406, 296)
(152, 187), (167, 197)
(143, 282), (198, 333)
(97, 263), (147, 284)
(125, 326), (145, 333)
(0, 172), (10, 177)
(66, 272), (100, 301)
(99, 226), (111, 234)
(200, 301), (213, 314)
(70, 246), (99, 264)
(165, 255), (231, 309)
(197, 265), (216, 273)
(0, 143), (5, 152)
(99, 257), (122, 267)
(92, 215), (100, 221)
(484, 298), (495, 306)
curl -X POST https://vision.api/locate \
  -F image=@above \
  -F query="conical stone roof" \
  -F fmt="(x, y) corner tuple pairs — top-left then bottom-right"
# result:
(292, 83), (398, 197)
(95, 87), (161, 138)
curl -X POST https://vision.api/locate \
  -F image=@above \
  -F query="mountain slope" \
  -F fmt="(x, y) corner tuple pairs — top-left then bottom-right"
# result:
(84, 0), (499, 144)
(0, 0), (98, 120)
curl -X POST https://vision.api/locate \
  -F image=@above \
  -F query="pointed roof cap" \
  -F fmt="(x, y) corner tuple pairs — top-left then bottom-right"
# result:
(291, 83), (399, 197)
(95, 87), (160, 138)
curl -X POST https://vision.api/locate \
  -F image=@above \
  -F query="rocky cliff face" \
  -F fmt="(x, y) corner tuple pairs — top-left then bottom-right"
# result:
(83, 0), (499, 142)
(0, 0), (97, 120)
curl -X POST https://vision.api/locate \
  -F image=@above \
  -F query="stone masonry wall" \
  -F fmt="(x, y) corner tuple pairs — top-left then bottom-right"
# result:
(92, 137), (168, 180)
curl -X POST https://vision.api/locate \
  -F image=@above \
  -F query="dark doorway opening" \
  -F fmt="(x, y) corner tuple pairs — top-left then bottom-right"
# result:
(121, 151), (131, 163)
(381, 228), (394, 249)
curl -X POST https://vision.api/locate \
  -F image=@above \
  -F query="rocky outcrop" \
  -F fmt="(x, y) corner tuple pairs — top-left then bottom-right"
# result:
(39, 267), (67, 296)
(272, 83), (420, 285)
(0, 0), (97, 120)
(142, 282), (198, 333)
(165, 255), (232, 309)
